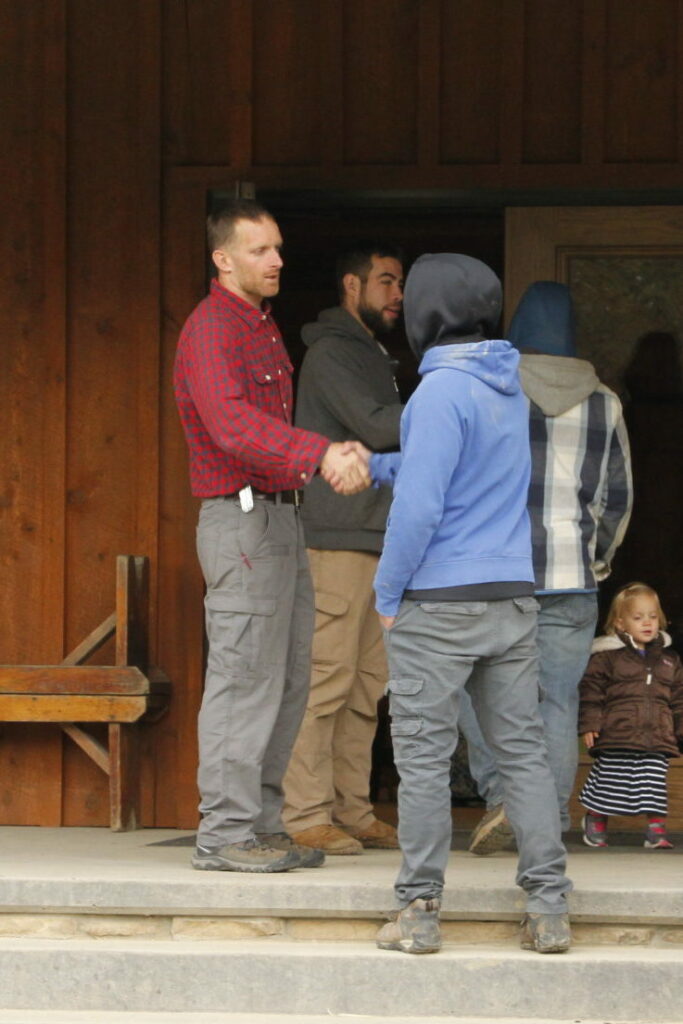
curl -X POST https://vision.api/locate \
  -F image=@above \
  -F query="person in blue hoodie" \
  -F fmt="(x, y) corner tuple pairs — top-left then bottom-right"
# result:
(461, 282), (633, 857)
(372, 255), (572, 956)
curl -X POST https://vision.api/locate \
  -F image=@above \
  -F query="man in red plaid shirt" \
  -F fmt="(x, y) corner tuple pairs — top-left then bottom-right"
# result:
(174, 199), (369, 873)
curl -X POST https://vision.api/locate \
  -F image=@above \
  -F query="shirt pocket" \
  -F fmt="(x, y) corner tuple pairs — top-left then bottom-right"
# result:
(250, 363), (283, 387)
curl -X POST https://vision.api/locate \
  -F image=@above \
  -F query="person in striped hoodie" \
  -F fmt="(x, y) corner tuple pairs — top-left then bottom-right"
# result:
(464, 281), (633, 853)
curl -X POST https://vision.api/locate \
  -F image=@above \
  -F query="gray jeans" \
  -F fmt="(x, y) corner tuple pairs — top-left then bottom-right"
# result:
(384, 597), (572, 914)
(195, 497), (314, 848)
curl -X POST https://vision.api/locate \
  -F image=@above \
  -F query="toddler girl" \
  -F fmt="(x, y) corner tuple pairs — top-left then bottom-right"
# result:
(578, 582), (683, 849)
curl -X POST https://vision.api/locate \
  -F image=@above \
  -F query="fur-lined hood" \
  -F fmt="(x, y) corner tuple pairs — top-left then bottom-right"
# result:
(591, 631), (672, 654)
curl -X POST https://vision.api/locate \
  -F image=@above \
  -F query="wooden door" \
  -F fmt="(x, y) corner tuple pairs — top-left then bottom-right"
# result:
(505, 206), (683, 831)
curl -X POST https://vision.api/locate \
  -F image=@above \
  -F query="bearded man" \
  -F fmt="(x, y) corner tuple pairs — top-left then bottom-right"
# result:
(283, 245), (405, 854)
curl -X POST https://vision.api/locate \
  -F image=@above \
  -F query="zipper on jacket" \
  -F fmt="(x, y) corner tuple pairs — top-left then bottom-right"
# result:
(646, 670), (652, 686)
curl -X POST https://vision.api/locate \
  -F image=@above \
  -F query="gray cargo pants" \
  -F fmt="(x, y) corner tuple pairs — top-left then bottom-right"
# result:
(384, 597), (572, 914)
(195, 496), (314, 849)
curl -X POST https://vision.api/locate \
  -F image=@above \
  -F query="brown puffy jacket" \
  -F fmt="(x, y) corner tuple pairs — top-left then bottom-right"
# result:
(578, 631), (683, 758)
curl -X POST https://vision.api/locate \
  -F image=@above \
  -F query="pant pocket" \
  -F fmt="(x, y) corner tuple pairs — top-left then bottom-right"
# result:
(387, 676), (424, 731)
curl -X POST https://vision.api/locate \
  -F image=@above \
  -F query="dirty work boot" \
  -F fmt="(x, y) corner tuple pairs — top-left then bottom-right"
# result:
(257, 831), (325, 868)
(520, 913), (571, 954)
(192, 837), (298, 873)
(468, 804), (516, 855)
(290, 824), (362, 855)
(376, 898), (441, 954)
(343, 819), (399, 849)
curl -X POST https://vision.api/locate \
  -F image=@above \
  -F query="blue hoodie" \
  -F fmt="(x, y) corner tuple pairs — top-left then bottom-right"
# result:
(372, 255), (534, 616)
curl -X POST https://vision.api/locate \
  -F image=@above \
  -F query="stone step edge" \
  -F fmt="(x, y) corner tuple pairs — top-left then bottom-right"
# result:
(1, 911), (683, 948)
(0, 1012), (634, 1024)
(3, 882), (683, 926)
(1, 935), (683, 960)
(2, 939), (681, 1022)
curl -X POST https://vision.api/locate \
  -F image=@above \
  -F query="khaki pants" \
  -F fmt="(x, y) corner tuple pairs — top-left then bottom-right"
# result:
(283, 549), (387, 832)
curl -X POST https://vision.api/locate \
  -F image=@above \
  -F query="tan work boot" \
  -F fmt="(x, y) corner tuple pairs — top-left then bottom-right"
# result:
(468, 804), (516, 855)
(290, 824), (362, 855)
(343, 819), (399, 849)
(376, 898), (441, 954)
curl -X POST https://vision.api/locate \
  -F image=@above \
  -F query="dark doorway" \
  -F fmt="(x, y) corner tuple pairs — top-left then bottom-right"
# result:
(261, 189), (505, 808)
(210, 188), (505, 395)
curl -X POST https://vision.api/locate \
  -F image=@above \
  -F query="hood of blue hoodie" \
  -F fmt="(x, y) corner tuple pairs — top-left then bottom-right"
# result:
(507, 281), (602, 415)
(404, 253), (503, 358)
(418, 339), (521, 396)
(508, 281), (576, 356)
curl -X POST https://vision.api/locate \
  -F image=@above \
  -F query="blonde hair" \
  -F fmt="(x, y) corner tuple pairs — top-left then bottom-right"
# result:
(605, 582), (667, 634)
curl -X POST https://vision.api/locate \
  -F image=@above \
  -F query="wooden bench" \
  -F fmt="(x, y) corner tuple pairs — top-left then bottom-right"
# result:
(0, 555), (170, 830)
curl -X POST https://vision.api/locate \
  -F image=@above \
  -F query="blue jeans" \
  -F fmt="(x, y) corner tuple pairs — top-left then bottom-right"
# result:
(384, 597), (571, 914)
(460, 592), (598, 831)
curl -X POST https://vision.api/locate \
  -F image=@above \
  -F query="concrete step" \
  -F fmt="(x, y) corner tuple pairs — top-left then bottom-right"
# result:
(0, 1015), (620, 1024)
(2, 827), (683, 927)
(0, 1014), (624, 1024)
(0, 937), (682, 1021)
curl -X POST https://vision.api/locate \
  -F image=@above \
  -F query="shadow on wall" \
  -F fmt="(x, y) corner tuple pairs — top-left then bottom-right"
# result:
(606, 331), (683, 653)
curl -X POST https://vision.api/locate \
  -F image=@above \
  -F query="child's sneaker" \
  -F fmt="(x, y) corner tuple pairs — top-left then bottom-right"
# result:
(644, 821), (674, 849)
(582, 812), (608, 848)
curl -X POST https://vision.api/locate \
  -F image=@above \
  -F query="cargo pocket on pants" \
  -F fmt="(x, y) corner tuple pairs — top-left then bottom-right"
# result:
(386, 677), (424, 741)
(204, 590), (277, 678)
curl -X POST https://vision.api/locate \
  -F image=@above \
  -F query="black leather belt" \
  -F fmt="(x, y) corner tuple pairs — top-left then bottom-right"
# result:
(223, 489), (301, 505)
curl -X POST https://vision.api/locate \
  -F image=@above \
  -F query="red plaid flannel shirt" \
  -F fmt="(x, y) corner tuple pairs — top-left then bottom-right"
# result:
(174, 280), (329, 497)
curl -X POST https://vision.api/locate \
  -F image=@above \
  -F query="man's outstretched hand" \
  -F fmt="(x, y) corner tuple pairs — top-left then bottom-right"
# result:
(320, 441), (371, 495)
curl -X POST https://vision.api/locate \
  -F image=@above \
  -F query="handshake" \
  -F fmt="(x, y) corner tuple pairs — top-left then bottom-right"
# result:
(320, 441), (372, 496)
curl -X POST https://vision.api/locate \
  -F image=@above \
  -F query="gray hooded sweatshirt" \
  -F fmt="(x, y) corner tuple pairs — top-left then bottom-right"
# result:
(295, 306), (402, 552)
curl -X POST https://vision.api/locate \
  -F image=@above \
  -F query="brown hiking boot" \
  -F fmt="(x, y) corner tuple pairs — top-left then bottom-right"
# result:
(257, 831), (325, 868)
(192, 837), (298, 873)
(520, 912), (571, 954)
(376, 898), (442, 954)
(468, 804), (516, 855)
(290, 824), (362, 855)
(344, 819), (399, 849)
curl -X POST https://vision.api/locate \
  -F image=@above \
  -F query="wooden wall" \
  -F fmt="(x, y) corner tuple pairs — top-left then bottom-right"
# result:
(3, 0), (683, 827)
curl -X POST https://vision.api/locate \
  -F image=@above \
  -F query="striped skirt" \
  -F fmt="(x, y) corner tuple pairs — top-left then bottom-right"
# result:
(579, 750), (669, 816)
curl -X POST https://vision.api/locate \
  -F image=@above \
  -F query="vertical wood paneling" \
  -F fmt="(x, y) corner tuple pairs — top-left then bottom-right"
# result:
(162, 0), (252, 167)
(63, 0), (161, 824)
(604, 0), (679, 162)
(319, 0), (344, 166)
(439, 0), (504, 164)
(417, 0), (440, 168)
(581, 1), (606, 166)
(0, 1), (66, 824)
(342, 0), (419, 165)
(157, 173), (211, 828)
(252, 0), (323, 166)
(521, 0), (583, 163)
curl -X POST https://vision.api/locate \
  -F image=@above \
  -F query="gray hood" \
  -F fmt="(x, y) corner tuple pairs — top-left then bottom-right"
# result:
(403, 253), (502, 359)
(519, 353), (600, 416)
(301, 306), (374, 350)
